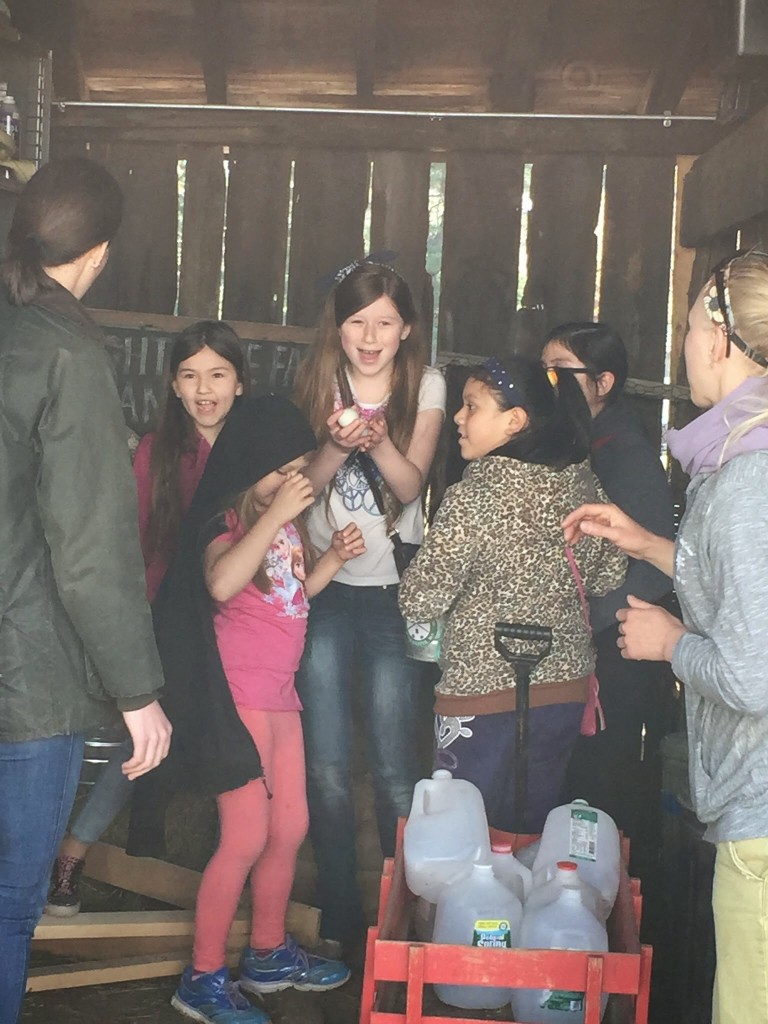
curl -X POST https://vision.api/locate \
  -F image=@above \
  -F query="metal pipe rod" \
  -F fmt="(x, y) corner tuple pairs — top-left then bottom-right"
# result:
(56, 101), (716, 123)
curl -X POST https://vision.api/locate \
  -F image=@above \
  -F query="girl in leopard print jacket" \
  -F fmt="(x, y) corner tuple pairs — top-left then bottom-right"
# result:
(399, 356), (626, 832)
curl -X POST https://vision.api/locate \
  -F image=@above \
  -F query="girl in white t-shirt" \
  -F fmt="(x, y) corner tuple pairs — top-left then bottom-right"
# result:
(293, 261), (446, 949)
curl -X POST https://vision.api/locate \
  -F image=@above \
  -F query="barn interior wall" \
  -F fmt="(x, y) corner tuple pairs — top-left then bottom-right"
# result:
(51, 108), (703, 453)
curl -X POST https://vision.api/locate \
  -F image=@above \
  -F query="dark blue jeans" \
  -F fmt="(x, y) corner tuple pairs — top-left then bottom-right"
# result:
(0, 733), (84, 1023)
(296, 581), (426, 945)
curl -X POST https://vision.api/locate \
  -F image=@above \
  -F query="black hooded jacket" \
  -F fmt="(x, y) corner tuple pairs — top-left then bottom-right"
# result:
(128, 395), (316, 857)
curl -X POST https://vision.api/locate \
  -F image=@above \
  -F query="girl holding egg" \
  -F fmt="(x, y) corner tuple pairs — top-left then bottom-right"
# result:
(293, 261), (446, 950)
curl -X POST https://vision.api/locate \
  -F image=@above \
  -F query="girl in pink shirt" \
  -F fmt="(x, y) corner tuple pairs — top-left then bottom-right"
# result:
(165, 396), (364, 1024)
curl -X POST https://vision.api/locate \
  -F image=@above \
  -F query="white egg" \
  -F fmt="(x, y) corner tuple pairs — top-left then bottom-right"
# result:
(338, 407), (360, 427)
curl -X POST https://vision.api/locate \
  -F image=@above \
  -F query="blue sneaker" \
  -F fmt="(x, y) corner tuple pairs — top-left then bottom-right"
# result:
(171, 965), (271, 1024)
(238, 934), (351, 994)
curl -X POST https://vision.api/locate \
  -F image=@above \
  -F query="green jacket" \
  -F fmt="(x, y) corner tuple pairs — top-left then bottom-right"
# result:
(0, 282), (164, 742)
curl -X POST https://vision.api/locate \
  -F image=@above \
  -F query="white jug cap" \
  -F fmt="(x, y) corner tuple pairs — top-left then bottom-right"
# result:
(432, 769), (453, 780)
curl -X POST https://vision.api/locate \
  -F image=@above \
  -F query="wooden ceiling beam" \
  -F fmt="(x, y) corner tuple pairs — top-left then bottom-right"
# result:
(7, 0), (89, 100)
(488, 0), (554, 112)
(680, 101), (768, 246)
(192, 0), (228, 105)
(53, 103), (721, 156)
(637, 0), (706, 115)
(55, 0), (90, 102)
(356, 0), (377, 104)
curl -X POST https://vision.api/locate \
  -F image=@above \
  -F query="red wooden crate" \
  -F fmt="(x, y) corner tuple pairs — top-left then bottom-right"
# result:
(359, 822), (652, 1024)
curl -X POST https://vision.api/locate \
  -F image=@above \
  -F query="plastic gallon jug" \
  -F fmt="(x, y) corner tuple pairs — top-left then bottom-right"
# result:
(510, 885), (609, 1024)
(490, 838), (532, 902)
(532, 799), (620, 918)
(525, 861), (601, 919)
(432, 862), (523, 1010)
(412, 896), (437, 941)
(403, 770), (491, 903)
(515, 836), (541, 871)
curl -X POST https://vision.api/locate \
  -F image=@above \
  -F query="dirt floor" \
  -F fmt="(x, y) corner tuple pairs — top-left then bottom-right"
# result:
(21, 970), (363, 1024)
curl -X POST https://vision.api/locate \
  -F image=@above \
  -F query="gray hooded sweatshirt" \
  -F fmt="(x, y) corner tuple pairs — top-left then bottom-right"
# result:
(668, 376), (768, 843)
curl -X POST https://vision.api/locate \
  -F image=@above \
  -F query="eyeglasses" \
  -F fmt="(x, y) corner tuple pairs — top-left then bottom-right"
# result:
(543, 364), (598, 382)
(709, 250), (768, 369)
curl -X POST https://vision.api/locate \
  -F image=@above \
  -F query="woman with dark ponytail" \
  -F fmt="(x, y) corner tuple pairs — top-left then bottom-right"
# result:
(399, 356), (626, 832)
(4, 157), (122, 305)
(0, 158), (171, 1024)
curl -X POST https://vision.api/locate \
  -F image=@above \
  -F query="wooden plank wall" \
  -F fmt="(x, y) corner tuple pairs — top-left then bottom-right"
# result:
(51, 126), (687, 444)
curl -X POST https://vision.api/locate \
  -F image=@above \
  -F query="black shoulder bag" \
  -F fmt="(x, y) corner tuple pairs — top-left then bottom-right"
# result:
(355, 450), (418, 576)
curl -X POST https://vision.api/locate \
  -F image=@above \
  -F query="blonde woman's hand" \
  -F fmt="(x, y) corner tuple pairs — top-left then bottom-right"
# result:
(563, 502), (675, 577)
(562, 502), (654, 559)
(120, 701), (172, 779)
(616, 595), (688, 662)
(327, 408), (370, 450)
(331, 522), (366, 562)
(267, 471), (315, 525)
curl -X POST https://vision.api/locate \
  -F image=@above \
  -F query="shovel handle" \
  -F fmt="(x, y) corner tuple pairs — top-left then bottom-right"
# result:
(494, 622), (552, 832)
(494, 623), (552, 669)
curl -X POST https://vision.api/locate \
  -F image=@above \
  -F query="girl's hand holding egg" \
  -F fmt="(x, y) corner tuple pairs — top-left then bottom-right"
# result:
(328, 406), (369, 449)
(338, 407), (359, 428)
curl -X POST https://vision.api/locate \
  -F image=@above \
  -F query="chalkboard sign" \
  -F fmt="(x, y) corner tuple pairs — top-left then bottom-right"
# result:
(91, 310), (315, 435)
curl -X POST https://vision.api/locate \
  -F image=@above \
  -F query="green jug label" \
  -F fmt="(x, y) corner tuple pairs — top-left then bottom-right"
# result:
(569, 807), (598, 861)
(541, 989), (585, 1012)
(471, 919), (512, 948)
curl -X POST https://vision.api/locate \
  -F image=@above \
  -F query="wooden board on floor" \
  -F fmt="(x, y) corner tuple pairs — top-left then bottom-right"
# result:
(32, 909), (250, 965)
(27, 951), (239, 992)
(34, 909), (249, 940)
(80, 843), (321, 946)
(83, 843), (200, 909)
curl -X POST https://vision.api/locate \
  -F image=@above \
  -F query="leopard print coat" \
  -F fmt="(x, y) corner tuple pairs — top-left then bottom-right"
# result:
(398, 456), (627, 703)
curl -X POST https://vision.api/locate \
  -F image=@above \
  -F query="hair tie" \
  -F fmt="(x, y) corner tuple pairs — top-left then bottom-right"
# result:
(21, 232), (44, 255)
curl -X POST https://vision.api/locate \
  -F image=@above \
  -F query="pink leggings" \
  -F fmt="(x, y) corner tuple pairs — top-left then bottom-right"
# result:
(193, 708), (308, 972)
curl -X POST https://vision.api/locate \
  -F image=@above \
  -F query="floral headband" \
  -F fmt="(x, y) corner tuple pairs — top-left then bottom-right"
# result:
(704, 252), (768, 369)
(318, 250), (399, 292)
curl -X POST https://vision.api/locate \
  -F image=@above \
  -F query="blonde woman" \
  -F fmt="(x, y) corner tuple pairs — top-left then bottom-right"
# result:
(564, 251), (768, 1024)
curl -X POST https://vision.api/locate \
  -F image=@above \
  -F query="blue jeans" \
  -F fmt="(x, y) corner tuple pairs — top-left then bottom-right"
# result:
(0, 733), (84, 1024)
(296, 582), (427, 945)
(70, 738), (133, 845)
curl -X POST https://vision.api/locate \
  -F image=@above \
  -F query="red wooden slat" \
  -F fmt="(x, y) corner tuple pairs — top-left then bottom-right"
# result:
(405, 945), (425, 1024)
(584, 954), (605, 1024)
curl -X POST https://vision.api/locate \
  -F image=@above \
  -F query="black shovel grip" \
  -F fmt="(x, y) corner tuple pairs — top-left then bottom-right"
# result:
(494, 622), (552, 669)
